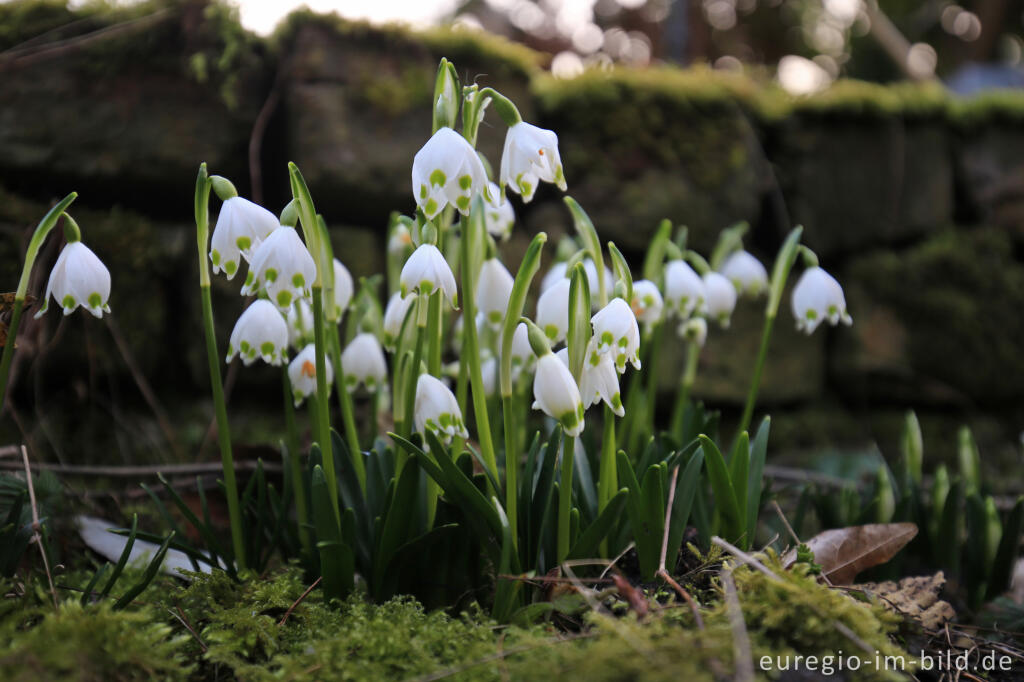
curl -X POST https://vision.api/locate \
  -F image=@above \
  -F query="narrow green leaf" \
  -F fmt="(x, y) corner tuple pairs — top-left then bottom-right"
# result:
(746, 417), (770, 546)
(113, 531), (175, 610)
(700, 435), (742, 542)
(567, 488), (629, 560)
(988, 497), (1024, 600)
(665, 448), (705, 572)
(100, 514), (138, 599)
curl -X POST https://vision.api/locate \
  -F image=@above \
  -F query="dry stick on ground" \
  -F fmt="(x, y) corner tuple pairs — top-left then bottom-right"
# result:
(721, 569), (754, 682)
(171, 604), (207, 653)
(278, 577), (323, 627)
(21, 445), (57, 608)
(771, 500), (833, 587)
(106, 316), (185, 460)
(656, 464), (704, 629)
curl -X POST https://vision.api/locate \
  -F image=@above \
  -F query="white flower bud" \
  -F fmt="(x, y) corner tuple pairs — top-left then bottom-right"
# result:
(532, 353), (585, 436)
(288, 343), (334, 407)
(411, 127), (489, 219)
(508, 321), (536, 381)
(476, 258), (514, 329)
(400, 244), (458, 306)
(209, 197), (279, 279)
(791, 266), (852, 334)
(36, 241), (111, 319)
(590, 297), (641, 373)
(341, 333), (388, 392)
(663, 259), (706, 320)
(415, 374), (469, 444)
(500, 121), (567, 202)
(226, 299), (288, 366)
(702, 272), (738, 328)
(241, 226), (317, 312)
(535, 278), (570, 344)
(332, 259), (354, 318)
(382, 292), (415, 351)
(484, 182), (515, 240)
(540, 260), (568, 292)
(629, 279), (664, 326)
(719, 250), (768, 296)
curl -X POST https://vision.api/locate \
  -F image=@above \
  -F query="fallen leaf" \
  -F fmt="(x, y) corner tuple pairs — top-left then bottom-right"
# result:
(858, 572), (956, 630)
(784, 523), (918, 584)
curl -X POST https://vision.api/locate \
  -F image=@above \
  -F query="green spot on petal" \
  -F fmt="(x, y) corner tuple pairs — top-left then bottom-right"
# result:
(88, 292), (102, 308)
(419, 184), (428, 199)
(265, 268), (278, 283)
(544, 324), (558, 340)
(277, 290), (292, 308)
(260, 341), (275, 357)
(61, 294), (76, 309)
(292, 273), (305, 288)
(240, 340), (251, 353)
(225, 261), (237, 276)
(236, 236), (251, 251)
(601, 331), (614, 346)
(429, 169), (447, 187)
(211, 250), (221, 266)
(455, 195), (469, 211)
(458, 174), (472, 190)
(424, 198), (438, 215)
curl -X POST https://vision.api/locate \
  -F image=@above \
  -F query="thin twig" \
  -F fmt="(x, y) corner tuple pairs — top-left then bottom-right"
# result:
(712, 536), (782, 583)
(278, 577), (322, 627)
(721, 569), (754, 682)
(599, 542), (634, 580)
(171, 604), (207, 652)
(771, 500), (800, 547)
(657, 570), (704, 630)
(659, 464), (680, 573)
(21, 445), (57, 608)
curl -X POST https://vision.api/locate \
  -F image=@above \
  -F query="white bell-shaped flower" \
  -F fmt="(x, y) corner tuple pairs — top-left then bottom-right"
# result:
(400, 243), (458, 306)
(382, 292), (415, 351)
(791, 266), (852, 335)
(484, 182), (515, 240)
(540, 261), (568, 292)
(476, 258), (514, 329)
(583, 259), (614, 307)
(414, 374), (469, 444)
(411, 126), (488, 219)
(36, 241), (111, 319)
(341, 333), (388, 392)
(500, 121), (567, 202)
(591, 297), (641, 373)
(227, 299), (288, 366)
(287, 298), (314, 350)
(508, 321), (536, 381)
(532, 352), (585, 437)
(288, 344), (334, 407)
(481, 355), (499, 397)
(629, 279), (664, 326)
(535, 278), (570, 344)
(663, 259), (706, 320)
(209, 197), (279, 279)
(557, 347), (624, 417)
(241, 226), (317, 312)
(702, 272), (738, 328)
(331, 259), (354, 318)
(680, 317), (708, 347)
(719, 250), (769, 297)
(388, 222), (413, 254)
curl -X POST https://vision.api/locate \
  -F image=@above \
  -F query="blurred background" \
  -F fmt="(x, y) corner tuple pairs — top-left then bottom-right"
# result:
(1, 0), (1023, 484)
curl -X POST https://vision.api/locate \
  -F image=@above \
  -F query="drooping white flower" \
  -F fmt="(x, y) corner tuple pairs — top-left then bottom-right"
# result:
(663, 259), (706, 320)
(500, 121), (567, 202)
(287, 298), (314, 349)
(702, 272), (738, 328)
(288, 344), (334, 407)
(540, 260), (568, 292)
(382, 292), (415, 351)
(476, 258), (514, 329)
(536, 278), (570, 344)
(35, 241), (111, 319)
(400, 244), (458, 306)
(209, 197), (279, 279)
(484, 182), (515, 240)
(680, 317), (708, 347)
(226, 299), (289, 366)
(556, 347), (623, 417)
(719, 250), (769, 297)
(791, 266), (852, 334)
(411, 127), (489, 219)
(341, 333), (388, 392)
(629, 279), (664, 326)
(241, 226), (317, 312)
(532, 352), (585, 437)
(508, 321), (536, 381)
(331, 259), (354, 318)
(590, 297), (641, 373)
(388, 222), (414, 254)
(414, 374), (469, 444)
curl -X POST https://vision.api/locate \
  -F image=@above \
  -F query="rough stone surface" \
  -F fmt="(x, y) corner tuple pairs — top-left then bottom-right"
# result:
(956, 126), (1024, 234)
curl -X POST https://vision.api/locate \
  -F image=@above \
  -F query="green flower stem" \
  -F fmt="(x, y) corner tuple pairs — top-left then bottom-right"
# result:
(329, 325), (366, 492)
(193, 166), (245, 570)
(0, 192), (77, 410)
(455, 349), (469, 429)
(670, 341), (701, 437)
(499, 233), (548, 547)
(643, 322), (666, 443)
(597, 406), (617, 556)
(402, 296), (428, 441)
(557, 436), (575, 563)
(427, 291), (442, 376)
(460, 198), (498, 483)
(283, 368), (311, 555)
(736, 226), (802, 439)
(311, 285), (339, 526)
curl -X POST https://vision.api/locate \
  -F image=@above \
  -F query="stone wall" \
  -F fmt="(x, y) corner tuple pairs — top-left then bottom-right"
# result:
(2, 0), (1023, 467)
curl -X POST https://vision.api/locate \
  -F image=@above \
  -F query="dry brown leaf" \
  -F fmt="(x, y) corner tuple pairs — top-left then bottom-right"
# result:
(785, 522), (918, 584)
(858, 572), (955, 630)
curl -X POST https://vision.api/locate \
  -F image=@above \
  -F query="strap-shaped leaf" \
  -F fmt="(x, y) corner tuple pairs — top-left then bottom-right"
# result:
(665, 447), (705, 572)
(100, 514), (139, 598)
(113, 531), (175, 610)
(568, 488), (628, 560)
(988, 497), (1024, 600)
(729, 432), (750, 547)
(746, 417), (770, 546)
(701, 435), (742, 542)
